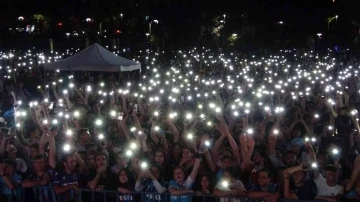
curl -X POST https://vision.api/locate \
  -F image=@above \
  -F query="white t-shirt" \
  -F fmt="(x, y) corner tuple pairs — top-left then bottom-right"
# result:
(314, 174), (343, 196)
(215, 180), (246, 202)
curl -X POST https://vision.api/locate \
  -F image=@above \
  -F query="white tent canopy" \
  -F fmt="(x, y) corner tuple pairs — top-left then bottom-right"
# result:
(44, 43), (141, 72)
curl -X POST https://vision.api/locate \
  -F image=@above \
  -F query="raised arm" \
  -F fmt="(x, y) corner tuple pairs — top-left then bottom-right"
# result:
(189, 154), (201, 181)
(221, 123), (241, 164)
(164, 118), (180, 143)
(88, 166), (106, 190)
(48, 130), (57, 169)
(211, 127), (226, 164)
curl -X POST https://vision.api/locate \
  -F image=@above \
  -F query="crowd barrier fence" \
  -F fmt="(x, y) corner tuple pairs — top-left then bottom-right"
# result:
(0, 184), (327, 202)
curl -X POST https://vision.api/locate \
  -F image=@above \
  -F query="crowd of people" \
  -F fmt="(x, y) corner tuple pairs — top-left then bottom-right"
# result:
(0, 47), (359, 202)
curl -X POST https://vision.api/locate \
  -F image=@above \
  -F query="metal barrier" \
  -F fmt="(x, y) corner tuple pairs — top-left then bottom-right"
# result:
(0, 184), (329, 202)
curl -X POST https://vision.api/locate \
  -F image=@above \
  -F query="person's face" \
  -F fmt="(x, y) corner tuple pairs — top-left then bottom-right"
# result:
(284, 153), (297, 167)
(173, 168), (185, 183)
(173, 145), (181, 157)
(290, 129), (301, 138)
(200, 176), (210, 189)
(222, 158), (233, 169)
(108, 124), (118, 134)
(95, 155), (107, 168)
(253, 153), (264, 165)
(4, 165), (15, 176)
(86, 155), (95, 168)
(30, 137), (40, 144)
(317, 154), (327, 168)
(150, 167), (160, 180)
(30, 147), (39, 159)
(291, 144), (301, 155)
(33, 158), (46, 173)
(182, 148), (193, 160)
(293, 170), (305, 184)
(257, 171), (271, 187)
(76, 98), (82, 105)
(116, 154), (128, 166)
(155, 151), (165, 165)
(137, 115), (144, 125)
(119, 170), (128, 183)
(325, 170), (338, 186)
(65, 155), (77, 171)
(80, 132), (90, 143)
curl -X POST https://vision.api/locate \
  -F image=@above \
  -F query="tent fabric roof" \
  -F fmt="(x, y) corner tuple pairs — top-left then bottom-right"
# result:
(44, 43), (140, 72)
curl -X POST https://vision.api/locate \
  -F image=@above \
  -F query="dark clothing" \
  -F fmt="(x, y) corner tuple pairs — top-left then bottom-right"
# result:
(290, 180), (316, 200)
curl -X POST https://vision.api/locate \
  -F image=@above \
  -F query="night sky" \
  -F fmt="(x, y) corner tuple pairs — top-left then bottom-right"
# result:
(1, 0), (360, 48)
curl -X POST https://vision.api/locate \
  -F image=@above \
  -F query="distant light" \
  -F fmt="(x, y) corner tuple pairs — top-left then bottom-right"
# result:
(18, 16), (24, 21)
(86, 18), (92, 22)
(278, 21), (284, 24)
(116, 30), (121, 34)
(232, 33), (237, 36)
(57, 22), (63, 26)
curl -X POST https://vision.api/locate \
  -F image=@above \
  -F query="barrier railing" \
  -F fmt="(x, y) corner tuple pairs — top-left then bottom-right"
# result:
(0, 184), (328, 202)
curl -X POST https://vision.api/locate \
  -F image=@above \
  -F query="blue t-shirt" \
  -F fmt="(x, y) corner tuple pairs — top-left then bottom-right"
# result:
(344, 189), (359, 200)
(26, 168), (56, 202)
(0, 173), (22, 194)
(52, 171), (80, 202)
(169, 177), (194, 202)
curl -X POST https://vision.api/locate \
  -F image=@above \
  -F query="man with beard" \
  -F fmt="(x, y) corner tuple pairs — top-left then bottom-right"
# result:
(86, 153), (118, 202)
(22, 155), (55, 202)
(22, 130), (56, 202)
(53, 152), (86, 202)
(87, 153), (118, 190)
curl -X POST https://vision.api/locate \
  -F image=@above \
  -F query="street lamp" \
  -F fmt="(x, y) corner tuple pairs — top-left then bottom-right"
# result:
(18, 16), (24, 21)
(86, 18), (92, 22)
(146, 33), (150, 39)
(153, 20), (159, 24)
(232, 33), (237, 37)
(317, 33), (322, 38)
(335, 15), (338, 25)
(278, 21), (284, 25)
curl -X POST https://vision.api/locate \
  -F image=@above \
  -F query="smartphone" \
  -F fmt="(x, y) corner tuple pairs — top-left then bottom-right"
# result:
(302, 163), (310, 170)
(49, 102), (54, 110)
(118, 112), (124, 120)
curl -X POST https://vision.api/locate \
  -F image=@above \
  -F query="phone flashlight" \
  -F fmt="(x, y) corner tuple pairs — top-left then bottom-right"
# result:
(66, 130), (73, 136)
(130, 142), (137, 150)
(221, 180), (229, 188)
(63, 144), (71, 152)
(140, 162), (148, 170)
(187, 133), (194, 140)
